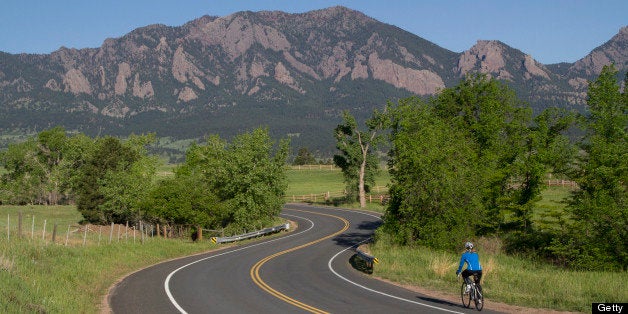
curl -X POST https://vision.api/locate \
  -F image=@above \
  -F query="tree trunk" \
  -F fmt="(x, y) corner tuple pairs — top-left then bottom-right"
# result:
(359, 155), (367, 208)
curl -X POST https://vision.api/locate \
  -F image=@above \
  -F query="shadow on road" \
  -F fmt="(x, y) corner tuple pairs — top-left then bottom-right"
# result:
(332, 232), (371, 247)
(331, 219), (382, 247)
(416, 296), (462, 309)
(356, 220), (382, 231)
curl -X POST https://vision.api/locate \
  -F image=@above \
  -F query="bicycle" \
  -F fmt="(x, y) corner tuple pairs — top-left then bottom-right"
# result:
(460, 274), (484, 311)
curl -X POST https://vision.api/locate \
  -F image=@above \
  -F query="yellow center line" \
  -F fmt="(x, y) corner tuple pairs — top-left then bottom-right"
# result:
(250, 208), (350, 314)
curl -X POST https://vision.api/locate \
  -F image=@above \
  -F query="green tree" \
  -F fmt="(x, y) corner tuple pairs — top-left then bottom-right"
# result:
(382, 97), (482, 249)
(168, 128), (290, 231)
(334, 109), (388, 208)
(381, 75), (575, 251)
(551, 65), (627, 270)
(75, 135), (156, 224)
(433, 74), (533, 233)
(98, 134), (158, 225)
(506, 108), (576, 232)
(141, 172), (223, 228)
(0, 138), (41, 204)
(293, 147), (317, 165)
(0, 127), (76, 205)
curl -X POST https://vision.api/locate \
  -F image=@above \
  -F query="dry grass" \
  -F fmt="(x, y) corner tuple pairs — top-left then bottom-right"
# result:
(0, 254), (14, 272)
(429, 252), (457, 277)
(480, 256), (498, 283)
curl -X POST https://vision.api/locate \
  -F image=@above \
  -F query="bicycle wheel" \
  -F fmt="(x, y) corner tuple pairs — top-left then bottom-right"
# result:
(461, 282), (471, 308)
(474, 284), (484, 311)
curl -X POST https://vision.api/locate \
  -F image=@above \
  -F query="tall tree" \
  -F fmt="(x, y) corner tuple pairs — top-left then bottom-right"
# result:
(552, 65), (627, 270)
(75, 135), (156, 224)
(381, 75), (574, 250)
(98, 134), (158, 225)
(334, 109), (388, 208)
(507, 108), (576, 231)
(382, 97), (482, 248)
(433, 74), (532, 233)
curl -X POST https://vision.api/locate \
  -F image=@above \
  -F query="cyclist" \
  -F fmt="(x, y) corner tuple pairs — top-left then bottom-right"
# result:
(456, 242), (483, 294)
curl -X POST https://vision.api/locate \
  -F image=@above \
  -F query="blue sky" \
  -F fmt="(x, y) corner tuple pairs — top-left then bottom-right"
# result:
(1, 0), (626, 64)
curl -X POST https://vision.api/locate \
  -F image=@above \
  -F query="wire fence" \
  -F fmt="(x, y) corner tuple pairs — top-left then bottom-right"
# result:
(0, 212), (199, 246)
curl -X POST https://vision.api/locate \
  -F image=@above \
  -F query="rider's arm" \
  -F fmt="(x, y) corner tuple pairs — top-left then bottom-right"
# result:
(456, 254), (466, 275)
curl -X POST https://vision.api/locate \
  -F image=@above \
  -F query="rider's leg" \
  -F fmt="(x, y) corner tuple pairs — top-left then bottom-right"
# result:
(474, 271), (482, 285)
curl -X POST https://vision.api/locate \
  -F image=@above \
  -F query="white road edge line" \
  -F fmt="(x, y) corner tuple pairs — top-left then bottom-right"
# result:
(164, 212), (315, 314)
(326, 208), (464, 314)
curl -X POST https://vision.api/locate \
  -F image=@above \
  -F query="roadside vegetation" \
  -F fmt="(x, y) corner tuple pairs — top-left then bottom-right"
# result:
(0, 216), (214, 313)
(368, 236), (627, 313)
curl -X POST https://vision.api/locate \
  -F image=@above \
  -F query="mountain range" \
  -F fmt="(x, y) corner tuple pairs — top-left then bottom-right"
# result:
(0, 6), (626, 154)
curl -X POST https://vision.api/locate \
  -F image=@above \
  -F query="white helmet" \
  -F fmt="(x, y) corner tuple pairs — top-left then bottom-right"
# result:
(465, 242), (474, 250)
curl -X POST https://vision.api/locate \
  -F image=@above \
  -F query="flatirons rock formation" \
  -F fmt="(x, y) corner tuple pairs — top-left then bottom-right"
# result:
(0, 6), (626, 151)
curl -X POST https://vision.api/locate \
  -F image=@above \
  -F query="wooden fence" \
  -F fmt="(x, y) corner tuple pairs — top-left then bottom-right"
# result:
(545, 179), (578, 188)
(288, 164), (339, 171)
(286, 186), (390, 204)
(286, 180), (578, 205)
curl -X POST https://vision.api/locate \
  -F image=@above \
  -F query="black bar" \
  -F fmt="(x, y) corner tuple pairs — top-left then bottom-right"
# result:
(592, 303), (627, 314)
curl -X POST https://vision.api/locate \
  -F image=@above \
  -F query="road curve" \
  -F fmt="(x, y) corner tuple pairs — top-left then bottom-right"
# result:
(108, 204), (498, 313)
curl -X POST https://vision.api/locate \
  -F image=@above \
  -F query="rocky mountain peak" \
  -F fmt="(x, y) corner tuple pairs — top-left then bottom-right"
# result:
(0, 7), (625, 149)
(457, 40), (511, 79)
(570, 25), (628, 77)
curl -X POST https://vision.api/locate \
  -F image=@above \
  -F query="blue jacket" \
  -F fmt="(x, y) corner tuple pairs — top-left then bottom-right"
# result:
(456, 251), (482, 274)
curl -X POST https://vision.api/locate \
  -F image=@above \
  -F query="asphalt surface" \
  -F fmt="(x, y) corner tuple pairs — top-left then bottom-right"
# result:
(108, 204), (499, 313)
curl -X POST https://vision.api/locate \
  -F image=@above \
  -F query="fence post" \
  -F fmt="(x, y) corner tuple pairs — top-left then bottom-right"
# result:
(42, 220), (47, 241)
(197, 225), (203, 241)
(65, 225), (70, 246)
(51, 223), (57, 244)
(157, 224), (161, 238)
(31, 216), (35, 239)
(109, 222), (114, 244)
(83, 225), (88, 246)
(6, 214), (9, 241)
(18, 211), (23, 238)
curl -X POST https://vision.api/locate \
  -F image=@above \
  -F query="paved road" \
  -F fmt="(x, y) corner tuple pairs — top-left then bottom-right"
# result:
(108, 204), (497, 313)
